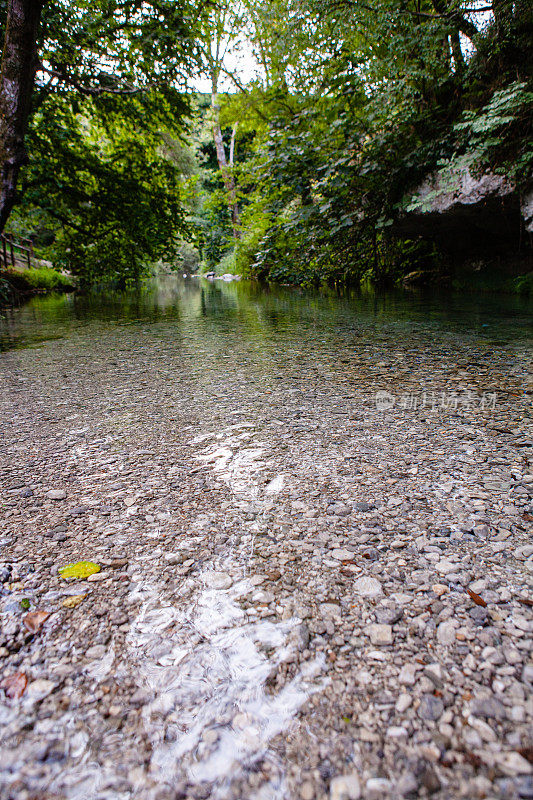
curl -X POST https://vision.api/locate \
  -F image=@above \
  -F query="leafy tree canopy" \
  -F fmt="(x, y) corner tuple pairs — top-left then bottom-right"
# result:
(1, 0), (203, 284)
(1, 0), (531, 288)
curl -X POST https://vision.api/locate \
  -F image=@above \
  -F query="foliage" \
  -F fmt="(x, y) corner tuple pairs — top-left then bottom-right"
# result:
(193, 0), (532, 287)
(1, 0), (202, 285)
(1, 266), (76, 294)
(0, 274), (12, 306)
(10, 91), (189, 285)
(3, 0), (531, 289)
(453, 81), (533, 182)
(234, 200), (271, 279)
(11, 0), (202, 96)
(59, 561), (100, 580)
(512, 272), (533, 296)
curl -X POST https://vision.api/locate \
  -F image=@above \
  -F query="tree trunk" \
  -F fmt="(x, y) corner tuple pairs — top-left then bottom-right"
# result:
(432, 0), (478, 42)
(229, 122), (237, 168)
(211, 84), (240, 239)
(0, 0), (43, 234)
(449, 31), (465, 73)
(492, 0), (510, 33)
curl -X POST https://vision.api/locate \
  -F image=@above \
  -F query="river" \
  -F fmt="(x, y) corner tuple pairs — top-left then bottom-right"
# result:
(0, 277), (532, 800)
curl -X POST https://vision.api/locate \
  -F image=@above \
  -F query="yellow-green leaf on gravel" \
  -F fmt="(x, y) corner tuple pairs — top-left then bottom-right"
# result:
(62, 594), (86, 608)
(59, 561), (100, 580)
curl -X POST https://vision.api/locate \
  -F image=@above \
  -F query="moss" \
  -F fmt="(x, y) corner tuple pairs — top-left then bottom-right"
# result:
(1, 267), (76, 295)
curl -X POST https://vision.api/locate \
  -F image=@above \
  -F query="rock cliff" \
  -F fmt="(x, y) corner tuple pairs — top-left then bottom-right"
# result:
(395, 158), (532, 260)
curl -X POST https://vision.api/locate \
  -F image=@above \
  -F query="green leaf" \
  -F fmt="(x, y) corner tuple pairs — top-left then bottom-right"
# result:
(59, 561), (101, 580)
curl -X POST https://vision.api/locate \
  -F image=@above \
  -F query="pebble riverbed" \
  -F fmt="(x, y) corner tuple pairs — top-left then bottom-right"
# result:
(0, 278), (532, 800)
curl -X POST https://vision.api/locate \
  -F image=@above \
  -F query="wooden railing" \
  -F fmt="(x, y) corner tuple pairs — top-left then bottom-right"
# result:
(0, 233), (34, 270)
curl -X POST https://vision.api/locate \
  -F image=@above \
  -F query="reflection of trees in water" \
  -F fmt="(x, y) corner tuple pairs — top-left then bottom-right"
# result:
(1, 275), (531, 354)
(0, 294), (75, 351)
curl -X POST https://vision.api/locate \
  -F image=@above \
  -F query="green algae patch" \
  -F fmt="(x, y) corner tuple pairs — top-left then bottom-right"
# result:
(59, 561), (100, 580)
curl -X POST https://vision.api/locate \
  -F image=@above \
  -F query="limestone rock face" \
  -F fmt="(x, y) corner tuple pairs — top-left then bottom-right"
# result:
(412, 167), (513, 214)
(395, 159), (530, 258)
(521, 189), (533, 233)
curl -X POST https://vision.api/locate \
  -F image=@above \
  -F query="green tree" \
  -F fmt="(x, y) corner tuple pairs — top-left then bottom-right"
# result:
(0, 0), (201, 280)
(218, 0), (532, 286)
(18, 91), (189, 285)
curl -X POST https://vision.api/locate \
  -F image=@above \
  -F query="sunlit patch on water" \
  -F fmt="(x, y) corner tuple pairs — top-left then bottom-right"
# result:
(194, 425), (267, 498)
(127, 569), (327, 798)
(85, 646), (115, 682)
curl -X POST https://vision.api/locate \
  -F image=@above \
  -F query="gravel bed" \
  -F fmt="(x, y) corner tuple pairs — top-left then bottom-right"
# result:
(0, 283), (532, 800)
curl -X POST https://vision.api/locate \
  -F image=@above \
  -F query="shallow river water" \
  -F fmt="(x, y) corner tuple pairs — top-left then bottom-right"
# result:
(1, 276), (533, 353)
(0, 277), (532, 800)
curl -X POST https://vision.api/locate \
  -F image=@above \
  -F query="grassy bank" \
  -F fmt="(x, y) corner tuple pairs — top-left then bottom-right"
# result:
(0, 267), (76, 306)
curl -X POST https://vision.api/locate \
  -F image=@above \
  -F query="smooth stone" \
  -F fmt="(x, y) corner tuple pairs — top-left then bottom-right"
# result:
(330, 773), (361, 800)
(462, 727), (483, 748)
(46, 489), (66, 500)
(328, 503), (351, 517)
(437, 620), (457, 645)
(365, 778), (392, 799)
(391, 593), (414, 605)
(523, 664), (533, 684)
(130, 689), (151, 707)
(469, 606), (488, 625)
(25, 679), (56, 701)
(367, 623), (392, 645)
(397, 772), (419, 796)
(203, 571), (233, 590)
(418, 694), (444, 721)
(320, 602), (342, 618)
(86, 645), (107, 660)
(420, 765), (441, 793)
(232, 711), (253, 729)
(353, 576), (383, 599)
(202, 729), (219, 745)
(398, 664), (418, 685)
(387, 725), (408, 739)
(436, 560), (457, 575)
(253, 590), (274, 603)
(494, 752), (533, 776)
(470, 695), (506, 720)
(510, 705), (525, 722)
(375, 605), (402, 625)
(300, 781), (315, 800)
(164, 552), (189, 565)
(396, 693), (412, 712)
(424, 663), (443, 686)
(330, 548), (354, 561)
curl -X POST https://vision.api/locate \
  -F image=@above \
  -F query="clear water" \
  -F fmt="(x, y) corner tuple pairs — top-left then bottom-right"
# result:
(1, 276), (532, 799)
(1, 276), (532, 354)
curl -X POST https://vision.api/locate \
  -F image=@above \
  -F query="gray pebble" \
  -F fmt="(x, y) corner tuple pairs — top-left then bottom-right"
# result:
(417, 694), (444, 721)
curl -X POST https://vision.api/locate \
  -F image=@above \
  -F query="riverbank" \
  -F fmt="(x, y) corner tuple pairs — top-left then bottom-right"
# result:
(0, 279), (532, 800)
(0, 267), (76, 306)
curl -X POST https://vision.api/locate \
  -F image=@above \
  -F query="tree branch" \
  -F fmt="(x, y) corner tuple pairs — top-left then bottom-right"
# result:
(39, 65), (158, 96)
